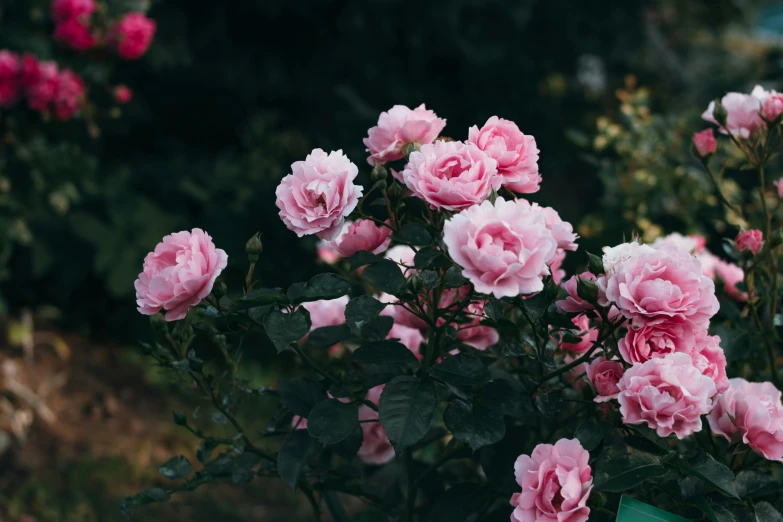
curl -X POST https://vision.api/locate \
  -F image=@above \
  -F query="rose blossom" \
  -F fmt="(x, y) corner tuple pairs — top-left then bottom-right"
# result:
(702, 92), (763, 139)
(603, 243), (719, 329)
(617, 353), (716, 439)
(51, 0), (96, 22)
(302, 296), (349, 333)
(363, 104), (446, 165)
(692, 129), (716, 157)
(714, 257), (747, 301)
(651, 232), (705, 255)
(385, 245), (416, 273)
(135, 228), (228, 321)
(708, 378), (783, 461)
(775, 178), (783, 199)
(618, 321), (696, 365)
(466, 116), (541, 193)
(52, 69), (85, 121)
(25, 61), (59, 112)
(276, 149), (363, 240)
(510, 438), (592, 522)
(689, 333), (729, 393)
(316, 239), (342, 264)
(586, 356), (624, 402)
(527, 202), (578, 251)
(402, 140), (500, 211)
(111, 12), (157, 60)
(387, 323), (424, 360)
(54, 19), (96, 51)
(358, 386), (396, 465)
(0, 51), (20, 108)
(557, 272), (601, 314)
(763, 93), (783, 122)
(443, 197), (558, 298)
(455, 300), (499, 351)
(565, 353), (590, 393)
(113, 85), (133, 104)
(549, 249), (566, 285)
(736, 229), (763, 255)
(560, 315), (597, 354)
(327, 219), (392, 257)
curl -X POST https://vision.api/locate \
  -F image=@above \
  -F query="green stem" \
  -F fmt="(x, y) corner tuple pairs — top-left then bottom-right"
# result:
(405, 451), (417, 522)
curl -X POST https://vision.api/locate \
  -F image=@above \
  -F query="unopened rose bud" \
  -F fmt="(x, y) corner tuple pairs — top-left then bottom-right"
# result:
(403, 143), (418, 159)
(370, 163), (387, 182)
(576, 277), (599, 303)
(692, 129), (716, 158)
(763, 93), (783, 123)
(245, 232), (263, 262)
(172, 411), (187, 426)
(712, 99), (728, 127)
(735, 229), (764, 255)
(406, 274), (423, 293)
(586, 252), (605, 275)
(387, 181), (404, 199)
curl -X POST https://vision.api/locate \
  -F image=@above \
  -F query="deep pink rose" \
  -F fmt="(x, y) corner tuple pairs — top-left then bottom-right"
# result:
(363, 104), (446, 165)
(586, 356), (624, 402)
(52, 69), (85, 121)
(702, 92), (763, 139)
(0, 51), (20, 108)
(557, 272), (599, 314)
(467, 116), (541, 193)
(276, 149), (363, 240)
(25, 61), (59, 112)
(549, 249), (566, 285)
(111, 12), (157, 60)
(560, 315), (597, 354)
(618, 321), (696, 365)
(617, 353), (716, 439)
(775, 178), (783, 199)
(113, 84), (133, 104)
(736, 229), (763, 255)
(708, 378), (783, 461)
(54, 19), (96, 51)
(328, 219), (392, 257)
(358, 386), (395, 465)
(51, 0), (95, 22)
(135, 228), (228, 321)
(510, 438), (592, 522)
(763, 93), (783, 121)
(402, 140), (500, 211)
(603, 243), (719, 330)
(387, 323), (424, 360)
(19, 54), (41, 90)
(689, 333), (729, 393)
(443, 197), (558, 298)
(692, 129), (716, 157)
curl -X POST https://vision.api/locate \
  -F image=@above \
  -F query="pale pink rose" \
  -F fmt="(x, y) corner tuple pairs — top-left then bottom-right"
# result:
(651, 233), (707, 255)
(549, 249), (566, 285)
(617, 353), (716, 439)
(443, 197), (558, 298)
(603, 243), (719, 329)
(0, 51), (20, 108)
(380, 293), (429, 330)
(763, 93), (783, 121)
(713, 258), (747, 301)
(387, 323), (424, 360)
(618, 321), (696, 365)
(455, 300), (499, 351)
(692, 129), (716, 157)
(702, 92), (763, 139)
(510, 439), (592, 522)
(528, 202), (578, 251)
(135, 229), (228, 321)
(358, 386), (396, 465)
(751, 85), (777, 103)
(689, 333), (729, 393)
(328, 219), (392, 257)
(302, 296), (349, 333)
(586, 356), (624, 402)
(556, 272), (599, 314)
(363, 104), (446, 165)
(402, 140), (500, 211)
(316, 239), (342, 265)
(600, 241), (643, 277)
(54, 18), (96, 51)
(110, 12), (156, 60)
(466, 116), (541, 193)
(736, 229), (764, 255)
(276, 149), (363, 240)
(25, 61), (59, 112)
(560, 315), (598, 354)
(708, 378), (783, 461)
(52, 69), (85, 121)
(51, 0), (96, 22)
(774, 178), (783, 199)
(385, 245), (416, 272)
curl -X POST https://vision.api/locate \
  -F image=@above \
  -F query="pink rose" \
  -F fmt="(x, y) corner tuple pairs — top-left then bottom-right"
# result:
(327, 219), (392, 257)
(586, 356), (624, 402)
(528, 202), (578, 251)
(692, 129), (716, 157)
(402, 140), (500, 211)
(54, 19), (96, 51)
(358, 386), (395, 465)
(25, 61), (59, 112)
(702, 92), (763, 139)
(316, 239), (342, 265)
(713, 258), (747, 302)
(111, 12), (157, 60)
(380, 293), (428, 331)
(275, 149), (363, 240)
(466, 116), (541, 193)
(19, 54), (42, 90)
(0, 51), (20, 108)
(556, 272), (599, 314)
(617, 353), (716, 439)
(603, 243), (719, 330)
(565, 354), (590, 393)
(453, 299), (499, 351)
(651, 233), (706, 255)
(549, 249), (566, 285)
(560, 315), (597, 354)
(113, 85), (133, 104)
(618, 321), (696, 365)
(689, 333), (729, 393)
(135, 228), (228, 321)
(708, 378), (783, 461)
(51, 0), (96, 22)
(363, 104), (446, 165)
(510, 438), (592, 522)
(763, 93), (783, 122)
(387, 323), (424, 360)
(52, 69), (85, 121)
(443, 197), (558, 298)
(736, 229), (763, 255)
(302, 296), (349, 332)
(775, 178), (783, 199)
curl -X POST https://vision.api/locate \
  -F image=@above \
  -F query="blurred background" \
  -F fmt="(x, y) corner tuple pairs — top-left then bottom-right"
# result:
(0, 0), (781, 520)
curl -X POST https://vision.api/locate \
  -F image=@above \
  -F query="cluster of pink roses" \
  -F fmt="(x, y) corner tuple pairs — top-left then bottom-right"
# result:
(51, 0), (156, 60)
(701, 85), (783, 139)
(0, 50), (85, 120)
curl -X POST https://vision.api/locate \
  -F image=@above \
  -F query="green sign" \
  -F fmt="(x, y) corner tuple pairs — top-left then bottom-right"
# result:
(616, 496), (691, 522)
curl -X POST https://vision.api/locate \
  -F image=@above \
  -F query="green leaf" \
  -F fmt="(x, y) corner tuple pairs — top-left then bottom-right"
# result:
(429, 484), (483, 522)
(481, 378), (534, 418)
(308, 324), (352, 347)
(666, 452), (739, 499)
(263, 307), (311, 352)
(333, 423), (364, 461)
(232, 451), (262, 484)
(431, 354), (489, 386)
(443, 396), (505, 451)
(351, 340), (421, 368)
(307, 399), (359, 444)
(344, 295), (386, 334)
(694, 498), (739, 522)
(348, 250), (380, 272)
(197, 438), (220, 463)
(362, 259), (406, 296)
(594, 442), (667, 492)
(278, 376), (328, 417)
(443, 266), (468, 289)
(615, 496), (690, 522)
(230, 287), (288, 311)
(413, 246), (443, 270)
(379, 376), (438, 454)
(756, 502), (783, 522)
(292, 273), (351, 303)
(484, 299), (504, 322)
(277, 430), (320, 490)
(360, 315), (394, 340)
(535, 393), (561, 417)
(523, 292), (548, 319)
(393, 223), (431, 245)
(158, 455), (192, 480)
(575, 418), (612, 451)
(735, 470), (778, 498)
(121, 488), (171, 517)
